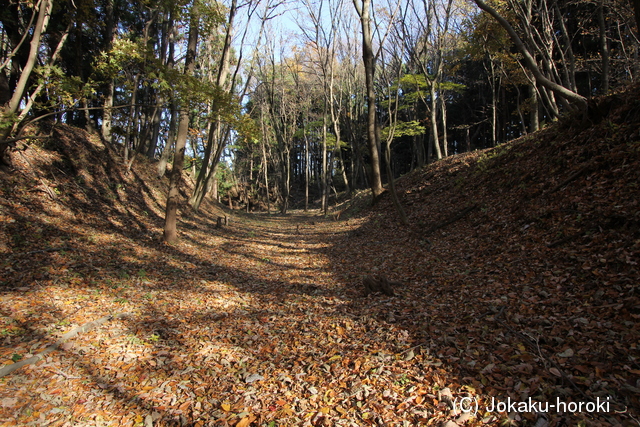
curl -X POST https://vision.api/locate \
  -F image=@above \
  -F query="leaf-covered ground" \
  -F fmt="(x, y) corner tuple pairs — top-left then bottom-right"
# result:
(0, 87), (639, 427)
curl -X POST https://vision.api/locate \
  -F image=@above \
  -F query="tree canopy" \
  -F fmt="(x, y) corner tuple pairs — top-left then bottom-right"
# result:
(1, 0), (638, 232)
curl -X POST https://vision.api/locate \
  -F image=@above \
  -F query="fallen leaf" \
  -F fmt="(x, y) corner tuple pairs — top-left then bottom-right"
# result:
(557, 348), (574, 358)
(236, 415), (255, 427)
(245, 373), (264, 383)
(1, 398), (17, 408)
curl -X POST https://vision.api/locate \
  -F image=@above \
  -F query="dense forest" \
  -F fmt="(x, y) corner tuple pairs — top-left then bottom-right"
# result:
(1, 0), (639, 241)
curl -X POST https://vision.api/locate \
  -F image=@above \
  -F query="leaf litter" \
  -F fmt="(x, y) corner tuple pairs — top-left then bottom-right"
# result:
(0, 87), (639, 426)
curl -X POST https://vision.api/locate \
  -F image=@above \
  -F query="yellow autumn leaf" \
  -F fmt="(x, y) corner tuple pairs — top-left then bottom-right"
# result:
(236, 415), (255, 427)
(221, 403), (231, 411)
(320, 407), (330, 414)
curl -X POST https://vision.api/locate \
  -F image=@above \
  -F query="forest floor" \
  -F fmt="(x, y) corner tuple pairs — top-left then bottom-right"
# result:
(0, 87), (639, 427)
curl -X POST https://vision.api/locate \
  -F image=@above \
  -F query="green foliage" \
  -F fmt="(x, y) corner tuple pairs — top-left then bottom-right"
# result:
(381, 120), (426, 141)
(325, 133), (337, 149)
(393, 120), (426, 138)
(400, 73), (429, 91)
(197, 0), (227, 34)
(93, 38), (144, 80)
(232, 113), (260, 147)
(386, 74), (467, 112)
(476, 144), (513, 173)
(35, 65), (97, 107)
(399, 74), (466, 97)
(216, 162), (234, 196)
(0, 112), (18, 132)
(439, 81), (466, 94)
(462, 7), (528, 86)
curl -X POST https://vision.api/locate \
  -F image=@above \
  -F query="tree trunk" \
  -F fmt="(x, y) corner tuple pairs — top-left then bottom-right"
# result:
(384, 132), (408, 226)
(304, 124), (309, 212)
(261, 137), (271, 215)
(280, 148), (291, 214)
(163, 8), (199, 244)
(189, 120), (218, 208)
(321, 112), (328, 214)
(598, 0), (610, 95)
(146, 100), (162, 158)
(10, 23), (70, 136)
(101, 0), (115, 143)
(157, 101), (177, 178)
(329, 77), (349, 196)
(529, 83), (539, 132)
(430, 84), (442, 159)
(102, 79), (115, 143)
(1, 0), (53, 142)
(190, 123), (230, 211)
(473, 0), (587, 112)
(440, 95), (448, 157)
(353, 0), (384, 199)
(189, 0), (237, 212)
(554, 1), (577, 91)
(123, 73), (139, 163)
(490, 60), (498, 146)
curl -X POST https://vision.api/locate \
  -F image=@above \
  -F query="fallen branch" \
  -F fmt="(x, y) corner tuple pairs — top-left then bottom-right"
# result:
(425, 204), (478, 235)
(549, 163), (596, 193)
(0, 312), (132, 377)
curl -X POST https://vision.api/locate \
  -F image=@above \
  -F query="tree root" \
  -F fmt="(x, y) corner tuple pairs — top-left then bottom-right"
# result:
(425, 204), (478, 235)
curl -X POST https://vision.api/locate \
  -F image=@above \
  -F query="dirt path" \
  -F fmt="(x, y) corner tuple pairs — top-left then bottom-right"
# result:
(2, 207), (628, 426)
(0, 211), (461, 426)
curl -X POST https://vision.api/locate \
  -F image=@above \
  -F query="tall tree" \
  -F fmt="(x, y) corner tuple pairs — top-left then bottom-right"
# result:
(379, 39), (409, 225)
(353, 0), (384, 199)
(189, 0), (239, 211)
(101, 0), (117, 143)
(189, 0), (273, 211)
(472, 0), (587, 112)
(163, 4), (199, 244)
(0, 0), (54, 163)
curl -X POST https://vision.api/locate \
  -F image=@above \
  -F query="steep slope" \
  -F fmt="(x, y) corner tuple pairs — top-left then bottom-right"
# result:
(0, 122), (226, 264)
(326, 85), (640, 425)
